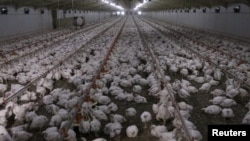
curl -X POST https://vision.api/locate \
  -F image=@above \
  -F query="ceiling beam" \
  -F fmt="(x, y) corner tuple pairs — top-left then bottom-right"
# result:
(1, 0), (250, 11)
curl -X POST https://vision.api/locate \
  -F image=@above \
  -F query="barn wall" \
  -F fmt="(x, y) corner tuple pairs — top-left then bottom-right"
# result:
(57, 10), (112, 27)
(0, 6), (53, 39)
(142, 4), (250, 39)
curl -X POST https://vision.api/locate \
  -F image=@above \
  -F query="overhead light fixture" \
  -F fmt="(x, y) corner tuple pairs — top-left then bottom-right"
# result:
(234, 6), (240, 13)
(1, 7), (8, 14)
(137, 11), (142, 15)
(134, 0), (148, 10)
(24, 8), (29, 14)
(215, 7), (220, 13)
(101, 0), (124, 10)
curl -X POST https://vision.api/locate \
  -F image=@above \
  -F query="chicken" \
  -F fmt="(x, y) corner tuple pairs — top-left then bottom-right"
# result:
(125, 107), (137, 118)
(49, 115), (63, 127)
(110, 114), (126, 123)
(79, 120), (90, 134)
(150, 125), (167, 138)
(202, 105), (222, 115)
(220, 98), (237, 107)
(134, 94), (147, 103)
(209, 96), (226, 105)
(90, 118), (101, 136)
(30, 115), (48, 130)
(221, 108), (235, 119)
(104, 122), (122, 139)
(12, 130), (33, 141)
(126, 125), (138, 138)
(140, 111), (152, 128)
(156, 103), (172, 125)
(0, 125), (14, 141)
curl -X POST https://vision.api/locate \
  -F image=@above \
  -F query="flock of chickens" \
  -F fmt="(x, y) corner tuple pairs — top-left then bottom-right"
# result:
(0, 15), (249, 141)
(147, 18), (250, 86)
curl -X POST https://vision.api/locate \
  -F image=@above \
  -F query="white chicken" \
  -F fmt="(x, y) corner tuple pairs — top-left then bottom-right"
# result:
(64, 129), (77, 141)
(93, 109), (108, 121)
(79, 119), (90, 134)
(43, 127), (62, 141)
(210, 89), (225, 96)
(43, 95), (56, 105)
(36, 86), (47, 97)
(140, 111), (152, 128)
(108, 102), (118, 112)
(57, 109), (69, 120)
(202, 105), (222, 115)
(178, 102), (193, 111)
(152, 103), (159, 114)
(133, 85), (142, 93)
(226, 86), (240, 98)
(221, 108), (235, 119)
(10, 124), (29, 135)
(220, 98), (237, 107)
(20, 91), (37, 102)
(126, 125), (138, 138)
(90, 118), (101, 136)
(0, 84), (7, 93)
(25, 111), (38, 123)
(0, 125), (13, 141)
(242, 113), (250, 124)
(96, 95), (111, 105)
(104, 122), (122, 139)
(12, 130), (33, 141)
(189, 129), (203, 141)
(178, 88), (190, 99)
(110, 114), (126, 123)
(150, 125), (167, 138)
(96, 105), (112, 115)
(30, 115), (48, 130)
(125, 107), (137, 118)
(156, 103), (172, 125)
(92, 138), (107, 141)
(158, 131), (175, 141)
(49, 115), (63, 127)
(13, 104), (26, 124)
(209, 96), (226, 105)
(199, 83), (211, 92)
(134, 94), (147, 103)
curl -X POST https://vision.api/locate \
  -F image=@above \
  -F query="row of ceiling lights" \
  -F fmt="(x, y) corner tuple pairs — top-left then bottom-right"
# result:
(0, 2), (241, 15)
(101, 0), (152, 11)
(101, 0), (124, 10)
(134, 0), (151, 11)
(0, 7), (45, 15)
(164, 6), (241, 13)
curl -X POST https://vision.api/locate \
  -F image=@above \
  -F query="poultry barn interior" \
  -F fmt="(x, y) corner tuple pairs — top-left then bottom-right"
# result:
(0, 0), (250, 141)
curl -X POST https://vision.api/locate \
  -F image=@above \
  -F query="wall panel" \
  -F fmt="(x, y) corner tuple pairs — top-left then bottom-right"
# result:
(142, 4), (250, 39)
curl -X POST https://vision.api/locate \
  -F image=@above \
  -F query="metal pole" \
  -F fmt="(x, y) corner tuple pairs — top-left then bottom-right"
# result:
(58, 0), (61, 27)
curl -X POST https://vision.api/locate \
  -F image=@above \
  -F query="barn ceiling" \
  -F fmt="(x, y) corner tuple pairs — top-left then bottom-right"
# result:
(1, 0), (250, 11)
